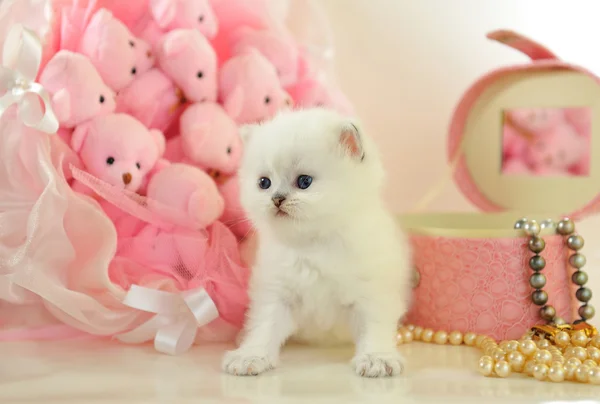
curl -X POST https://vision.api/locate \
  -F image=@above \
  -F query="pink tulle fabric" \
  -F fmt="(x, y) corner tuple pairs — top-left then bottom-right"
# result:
(0, 112), (249, 342)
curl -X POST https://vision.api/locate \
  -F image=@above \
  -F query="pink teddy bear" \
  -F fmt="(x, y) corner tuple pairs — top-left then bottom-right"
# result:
(164, 102), (243, 176)
(135, 0), (218, 49)
(113, 163), (226, 285)
(230, 27), (298, 86)
(78, 8), (155, 91)
(39, 50), (116, 129)
(38, 50), (117, 180)
(70, 113), (166, 193)
(287, 77), (354, 115)
(146, 162), (225, 229)
(218, 175), (252, 241)
(219, 49), (291, 124)
(116, 29), (218, 131)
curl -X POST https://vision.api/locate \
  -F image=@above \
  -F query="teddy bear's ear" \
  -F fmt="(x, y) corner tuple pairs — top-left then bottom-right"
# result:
(150, 0), (177, 29)
(149, 129), (166, 156)
(161, 30), (189, 58)
(238, 123), (258, 143)
(51, 89), (71, 124)
(71, 121), (91, 153)
(223, 86), (244, 120)
(88, 8), (113, 30)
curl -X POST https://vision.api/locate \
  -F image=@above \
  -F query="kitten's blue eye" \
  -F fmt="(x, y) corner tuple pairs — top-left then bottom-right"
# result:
(297, 175), (312, 189)
(258, 177), (271, 190)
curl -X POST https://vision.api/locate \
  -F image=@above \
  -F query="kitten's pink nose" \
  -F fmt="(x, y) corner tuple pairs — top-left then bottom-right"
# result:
(272, 195), (286, 207)
(122, 172), (132, 185)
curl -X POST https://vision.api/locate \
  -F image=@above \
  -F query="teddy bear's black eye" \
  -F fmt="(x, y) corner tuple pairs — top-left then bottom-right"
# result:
(129, 40), (135, 48)
(264, 96), (271, 104)
(131, 67), (137, 75)
(198, 15), (204, 22)
(136, 162), (141, 169)
(227, 146), (232, 155)
(197, 71), (203, 79)
(99, 95), (105, 104)
(106, 157), (115, 165)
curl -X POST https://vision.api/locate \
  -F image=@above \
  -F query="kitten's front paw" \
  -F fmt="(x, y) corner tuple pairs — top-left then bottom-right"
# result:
(222, 349), (274, 376)
(351, 352), (404, 378)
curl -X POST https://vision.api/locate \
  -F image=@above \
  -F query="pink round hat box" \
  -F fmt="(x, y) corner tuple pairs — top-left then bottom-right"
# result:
(401, 30), (600, 341)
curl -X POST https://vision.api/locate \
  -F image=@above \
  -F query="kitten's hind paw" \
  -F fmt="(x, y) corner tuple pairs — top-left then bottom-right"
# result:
(351, 352), (405, 378)
(222, 349), (274, 376)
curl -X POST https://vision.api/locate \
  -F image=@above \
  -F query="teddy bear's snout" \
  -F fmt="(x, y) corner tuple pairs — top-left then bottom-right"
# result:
(122, 172), (133, 185)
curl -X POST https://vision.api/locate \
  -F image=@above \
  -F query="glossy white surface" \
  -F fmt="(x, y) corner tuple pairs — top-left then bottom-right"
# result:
(2, 340), (599, 403)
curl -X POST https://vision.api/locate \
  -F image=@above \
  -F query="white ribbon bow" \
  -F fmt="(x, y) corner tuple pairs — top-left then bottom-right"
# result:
(0, 24), (58, 133)
(117, 285), (219, 355)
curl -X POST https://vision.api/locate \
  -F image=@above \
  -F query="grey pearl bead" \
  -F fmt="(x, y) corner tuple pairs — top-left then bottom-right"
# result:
(528, 237), (545, 253)
(540, 219), (556, 230)
(579, 304), (595, 320)
(576, 287), (593, 303)
(514, 218), (528, 230)
(529, 255), (546, 271)
(532, 290), (548, 306)
(530, 273), (547, 289)
(572, 271), (588, 286)
(524, 220), (541, 236)
(554, 317), (566, 325)
(540, 305), (556, 321)
(569, 253), (587, 269)
(567, 235), (585, 251)
(557, 218), (575, 235)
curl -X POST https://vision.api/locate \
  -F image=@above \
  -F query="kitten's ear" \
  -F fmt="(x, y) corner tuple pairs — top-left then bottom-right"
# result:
(339, 122), (364, 161)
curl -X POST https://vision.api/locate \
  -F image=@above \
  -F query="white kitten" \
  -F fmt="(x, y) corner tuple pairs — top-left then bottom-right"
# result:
(222, 108), (411, 378)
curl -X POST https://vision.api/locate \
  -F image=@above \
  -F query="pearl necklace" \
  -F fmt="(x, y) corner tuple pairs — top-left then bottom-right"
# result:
(398, 217), (599, 384)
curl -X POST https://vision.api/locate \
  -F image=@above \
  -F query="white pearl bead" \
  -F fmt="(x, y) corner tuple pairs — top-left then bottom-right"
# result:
(494, 360), (511, 378)
(421, 328), (434, 343)
(554, 331), (570, 347)
(478, 357), (494, 376)
(537, 339), (551, 349)
(507, 351), (525, 371)
(519, 340), (537, 356)
(492, 348), (506, 362)
(567, 357), (582, 367)
(396, 333), (404, 344)
(434, 331), (448, 345)
(505, 340), (519, 352)
(524, 360), (537, 375)
(589, 368), (600, 385)
(587, 347), (600, 362)
(448, 331), (463, 346)
(548, 365), (566, 382)
(406, 324), (415, 331)
(533, 364), (549, 381)
(401, 329), (413, 343)
(534, 349), (552, 365)
(475, 335), (487, 347)
(413, 326), (423, 340)
(564, 363), (578, 380)
(573, 347), (588, 361)
(571, 331), (589, 347)
(463, 332), (477, 346)
(584, 359), (597, 368)
(576, 365), (591, 383)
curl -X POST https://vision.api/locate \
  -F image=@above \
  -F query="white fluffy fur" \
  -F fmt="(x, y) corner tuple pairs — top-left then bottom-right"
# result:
(222, 108), (412, 378)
